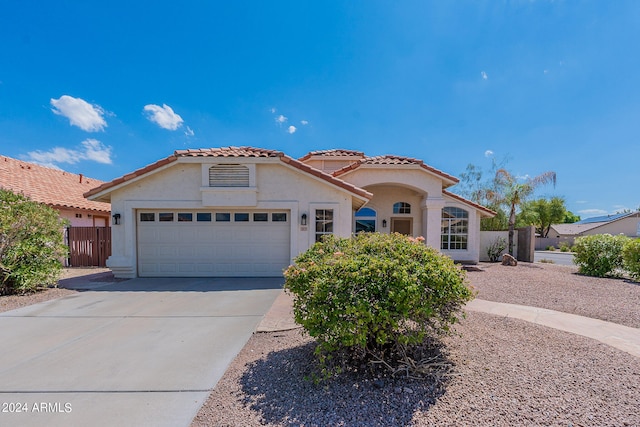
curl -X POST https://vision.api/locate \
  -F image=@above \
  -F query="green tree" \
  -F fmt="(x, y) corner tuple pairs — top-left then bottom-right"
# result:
(0, 189), (68, 294)
(456, 160), (508, 231)
(563, 211), (581, 224)
(493, 169), (556, 255)
(517, 197), (569, 237)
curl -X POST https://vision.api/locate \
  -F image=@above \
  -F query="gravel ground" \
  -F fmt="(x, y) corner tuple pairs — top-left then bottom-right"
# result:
(193, 262), (640, 427)
(469, 262), (640, 328)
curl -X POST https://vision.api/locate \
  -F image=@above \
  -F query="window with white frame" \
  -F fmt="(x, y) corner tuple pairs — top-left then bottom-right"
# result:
(441, 207), (469, 250)
(355, 207), (376, 233)
(315, 209), (334, 242)
(393, 202), (411, 214)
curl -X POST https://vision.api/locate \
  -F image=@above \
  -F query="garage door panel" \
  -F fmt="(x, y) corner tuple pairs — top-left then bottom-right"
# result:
(138, 210), (290, 277)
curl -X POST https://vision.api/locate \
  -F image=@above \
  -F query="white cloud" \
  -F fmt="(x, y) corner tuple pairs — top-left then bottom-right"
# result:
(301, 120), (309, 125)
(577, 208), (607, 216)
(50, 95), (107, 132)
(270, 107), (277, 114)
(275, 114), (287, 124)
(26, 147), (78, 167)
(143, 104), (184, 130)
(184, 126), (195, 137)
(81, 139), (112, 164)
(484, 150), (493, 157)
(287, 125), (297, 134)
(25, 139), (113, 167)
(481, 71), (488, 80)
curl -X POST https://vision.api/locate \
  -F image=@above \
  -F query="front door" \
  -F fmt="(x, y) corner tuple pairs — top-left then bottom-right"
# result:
(391, 218), (412, 235)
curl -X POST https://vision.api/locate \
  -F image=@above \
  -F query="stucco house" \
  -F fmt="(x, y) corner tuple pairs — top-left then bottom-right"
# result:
(548, 212), (640, 245)
(0, 155), (111, 226)
(84, 147), (495, 278)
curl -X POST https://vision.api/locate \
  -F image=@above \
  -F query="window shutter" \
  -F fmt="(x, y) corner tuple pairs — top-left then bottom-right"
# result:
(209, 164), (249, 187)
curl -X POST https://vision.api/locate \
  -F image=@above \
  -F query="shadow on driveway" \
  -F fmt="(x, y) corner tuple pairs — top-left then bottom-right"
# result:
(60, 274), (284, 292)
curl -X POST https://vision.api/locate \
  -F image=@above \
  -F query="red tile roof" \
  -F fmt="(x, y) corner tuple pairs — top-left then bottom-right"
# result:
(443, 190), (497, 217)
(298, 149), (365, 161)
(331, 154), (459, 185)
(176, 147), (283, 158)
(84, 147), (373, 202)
(0, 155), (110, 213)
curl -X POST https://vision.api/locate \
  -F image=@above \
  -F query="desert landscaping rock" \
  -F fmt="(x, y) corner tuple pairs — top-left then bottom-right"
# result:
(192, 262), (640, 426)
(469, 263), (640, 328)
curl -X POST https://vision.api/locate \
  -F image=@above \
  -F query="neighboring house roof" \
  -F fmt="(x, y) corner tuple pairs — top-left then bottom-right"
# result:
(0, 155), (110, 213)
(85, 147), (373, 203)
(575, 212), (630, 224)
(442, 190), (497, 217)
(550, 222), (607, 236)
(551, 212), (640, 236)
(331, 154), (459, 187)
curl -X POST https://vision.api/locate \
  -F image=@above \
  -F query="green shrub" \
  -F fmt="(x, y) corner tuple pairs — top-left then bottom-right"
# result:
(284, 232), (473, 378)
(559, 242), (571, 252)
(486, 236), (507, 262)
(0, 189), (68, 294)
(546, 245), (556, 251)
(572, 234), (629, 277)
(622, 239), (640, 281)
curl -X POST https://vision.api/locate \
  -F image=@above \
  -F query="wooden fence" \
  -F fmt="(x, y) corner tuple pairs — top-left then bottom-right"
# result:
(66, 227), (111, 267)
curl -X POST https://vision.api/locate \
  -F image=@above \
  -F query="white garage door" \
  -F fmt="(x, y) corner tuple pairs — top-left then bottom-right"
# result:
(137, 210), (291, 277)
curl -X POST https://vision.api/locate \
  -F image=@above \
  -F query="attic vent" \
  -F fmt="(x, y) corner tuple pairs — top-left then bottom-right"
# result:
(209, 164), (249, 187)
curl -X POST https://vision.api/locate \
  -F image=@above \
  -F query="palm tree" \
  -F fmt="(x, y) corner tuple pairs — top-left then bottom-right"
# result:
(493, 169), (556, 255)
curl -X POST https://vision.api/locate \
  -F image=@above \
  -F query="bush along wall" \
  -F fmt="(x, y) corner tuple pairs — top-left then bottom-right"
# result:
(572, 234), (630, 278)
(0, 189), (68, 294)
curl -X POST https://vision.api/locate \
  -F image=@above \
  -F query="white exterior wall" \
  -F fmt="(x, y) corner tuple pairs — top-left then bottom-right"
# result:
(341, 167), (443, 196)
(106, 159), (355, 277)
(440, 200), (483, 263)
(479, 230), (515, 262)
(340, 167), (446, 248)
(358, 185), (424, 236)
(58, 208), (109, 227)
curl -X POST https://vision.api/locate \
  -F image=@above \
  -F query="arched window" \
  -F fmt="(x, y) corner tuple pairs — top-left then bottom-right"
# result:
(441, 207), (469, 250)
(393, 202), (411, 214)
(355, 207), (377, 233)
(209, 164), (249, 187)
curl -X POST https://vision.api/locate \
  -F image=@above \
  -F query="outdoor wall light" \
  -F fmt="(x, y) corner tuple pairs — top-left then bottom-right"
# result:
(112, 213), (121, 225)
(301, 213), (308, 226)
(382, 219), (387, 228)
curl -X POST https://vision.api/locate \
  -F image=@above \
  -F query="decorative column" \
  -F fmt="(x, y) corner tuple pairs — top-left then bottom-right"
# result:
(421, 196), (445, 250)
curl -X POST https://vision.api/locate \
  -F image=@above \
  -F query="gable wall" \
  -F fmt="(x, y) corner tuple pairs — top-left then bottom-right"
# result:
(584, 215), (640, 237)
(105, 160), (355, 276)
(359, 185), (424, 236)
(339, 168), (443, 196)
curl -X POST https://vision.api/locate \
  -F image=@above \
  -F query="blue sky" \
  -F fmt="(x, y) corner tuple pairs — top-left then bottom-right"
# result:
(1, 1), (638, 218)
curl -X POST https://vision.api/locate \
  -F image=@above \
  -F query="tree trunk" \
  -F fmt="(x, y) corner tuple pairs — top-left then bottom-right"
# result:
(508, 205), (516, 255)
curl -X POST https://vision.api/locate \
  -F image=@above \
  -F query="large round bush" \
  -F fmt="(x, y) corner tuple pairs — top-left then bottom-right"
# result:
(0, 189), (67, 294)
(284, 232), (473, 373)
(572, 234), (629, 277)
(622, 238), (640, 281)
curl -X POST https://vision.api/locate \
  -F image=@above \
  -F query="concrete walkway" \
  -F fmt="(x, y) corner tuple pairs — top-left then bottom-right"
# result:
(257, 292), (640, 358)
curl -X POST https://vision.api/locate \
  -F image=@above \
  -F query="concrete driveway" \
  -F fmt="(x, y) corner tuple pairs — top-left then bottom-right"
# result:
(0, 277), (283, 427)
